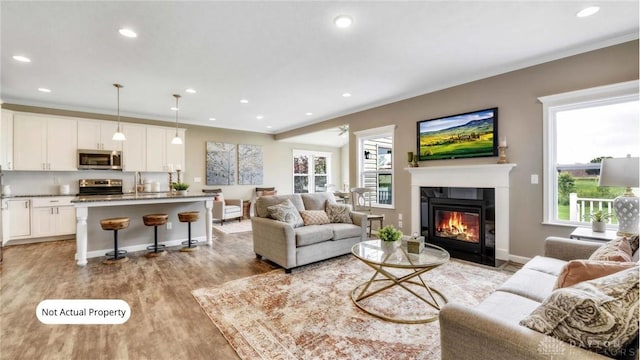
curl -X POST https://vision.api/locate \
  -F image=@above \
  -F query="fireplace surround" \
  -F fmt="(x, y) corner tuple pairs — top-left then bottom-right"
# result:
(407, 164), (516, 266)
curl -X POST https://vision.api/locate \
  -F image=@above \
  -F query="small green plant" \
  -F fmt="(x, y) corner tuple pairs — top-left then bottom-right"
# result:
(378, 225), (403, 242)
(172, 182), (190, 191)
(585, 210), (612, 223)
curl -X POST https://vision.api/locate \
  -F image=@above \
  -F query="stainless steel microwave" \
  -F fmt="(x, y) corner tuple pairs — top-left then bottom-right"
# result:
(77, 149), (122, 170)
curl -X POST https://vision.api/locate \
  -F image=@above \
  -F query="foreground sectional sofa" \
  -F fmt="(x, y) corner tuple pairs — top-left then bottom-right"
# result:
(251, 192), (367, 272)
(440, 236), (639, 360)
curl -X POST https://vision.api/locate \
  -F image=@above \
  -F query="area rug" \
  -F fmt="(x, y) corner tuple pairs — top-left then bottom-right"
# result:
(192, 255), (512, 359)
(212, 219), (252, 234)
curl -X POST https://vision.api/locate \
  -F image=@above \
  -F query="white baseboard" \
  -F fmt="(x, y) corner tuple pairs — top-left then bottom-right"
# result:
(508, 254), (531, 265)
(86, 236), (207, 259)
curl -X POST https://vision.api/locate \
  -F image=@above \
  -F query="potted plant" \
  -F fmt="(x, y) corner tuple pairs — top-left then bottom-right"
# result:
(377, 225), (403, 252)
(172, 182), (190, 195)
(586, 210), (611, 233)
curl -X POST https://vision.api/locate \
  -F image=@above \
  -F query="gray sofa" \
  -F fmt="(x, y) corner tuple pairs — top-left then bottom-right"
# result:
(440, 236), (639, 360)
(251, 192), (367, 272)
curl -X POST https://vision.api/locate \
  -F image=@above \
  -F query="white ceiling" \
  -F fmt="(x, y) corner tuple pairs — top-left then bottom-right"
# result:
(1, 1), (638, 140)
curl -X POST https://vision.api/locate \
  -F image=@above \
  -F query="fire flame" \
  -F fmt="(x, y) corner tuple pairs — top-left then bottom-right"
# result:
(444, 212), (466, 234)
(436, 211), (479, 242)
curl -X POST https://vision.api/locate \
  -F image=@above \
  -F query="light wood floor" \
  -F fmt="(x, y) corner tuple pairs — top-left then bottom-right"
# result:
(0, 229), (276, 360)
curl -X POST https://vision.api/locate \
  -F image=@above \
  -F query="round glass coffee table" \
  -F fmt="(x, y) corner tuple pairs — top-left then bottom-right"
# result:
(351, 239), (450, 324)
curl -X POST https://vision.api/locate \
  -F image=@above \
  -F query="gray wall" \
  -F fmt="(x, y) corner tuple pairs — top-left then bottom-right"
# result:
(279, 40), (640, 259)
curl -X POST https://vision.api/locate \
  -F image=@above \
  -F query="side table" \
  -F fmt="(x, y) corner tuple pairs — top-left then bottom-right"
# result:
(569, 227), (617, 242)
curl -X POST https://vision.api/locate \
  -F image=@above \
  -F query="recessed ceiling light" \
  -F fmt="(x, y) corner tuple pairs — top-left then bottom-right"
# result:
(266, 125), (273, 129)
(240, 99), (249, 104)
(119, 28), (137, 38)
(12, 55), (31, 63)
(209, 117), (216, 121)
(342, 92), (352, 97)
(256, 115), (264, 120)
(576, 6), (600, 18)
(305, 112), (313, 116)
(38, 88), (51, 93)
(170, 106), (179, 111)
(185, 88), (196, 94)
(334, 15), (353, 28)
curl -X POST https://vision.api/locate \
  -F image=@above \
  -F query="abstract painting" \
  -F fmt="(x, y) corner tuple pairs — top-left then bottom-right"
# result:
(206, 142), (236, 185)
(238, 144), (263, 185)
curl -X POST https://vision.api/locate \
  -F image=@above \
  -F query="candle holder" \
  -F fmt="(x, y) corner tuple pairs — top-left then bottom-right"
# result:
(497, 146), (508, 164)
(407, 152), (414, 167)
(168, 172), (174, 192)
(176, 169), (182, 184)
(412, 154), (419, 167)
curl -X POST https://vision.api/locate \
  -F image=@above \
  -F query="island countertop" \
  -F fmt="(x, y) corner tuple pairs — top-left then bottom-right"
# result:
(72, 193), (212, 205)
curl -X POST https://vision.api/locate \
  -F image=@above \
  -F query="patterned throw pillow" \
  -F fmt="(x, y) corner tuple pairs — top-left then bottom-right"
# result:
(299, 210), (330, 226)
(626, 235), (639, 254)
(589, 237), (633, 262)
(554, 260), (638, 289)
(520, 266), (639, 357)
(267, 200), (304, 228)
(325, 203), (353, 224)
(262, 190), (277, 196)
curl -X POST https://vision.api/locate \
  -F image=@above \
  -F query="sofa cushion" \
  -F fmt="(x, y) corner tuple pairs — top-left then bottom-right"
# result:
(224, 205), (242, 215)
(326, 223), (362, 240)
(301, 192), (336, 210)
(299, 210), (330, 226)
(294, 225), (334, 247)
(520, 266), (639, 357)
(497, 268), (558, 303)
(256, 194), (305, 218)
(589, 237), (633, 262)
(325, 203), (353, 224)
(267, 199), (304, 228)
(555, 259), (638, 289)
(627, 235), (639, 254)
(475, 291), (542, 326)
(522, 256), (568, 277)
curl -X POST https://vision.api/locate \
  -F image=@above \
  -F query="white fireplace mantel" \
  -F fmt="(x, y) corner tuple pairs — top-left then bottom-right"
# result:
(407, 163), (516, 263)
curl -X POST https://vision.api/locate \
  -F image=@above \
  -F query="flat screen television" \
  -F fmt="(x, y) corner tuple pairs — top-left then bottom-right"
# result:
(417, 107), (498, 161)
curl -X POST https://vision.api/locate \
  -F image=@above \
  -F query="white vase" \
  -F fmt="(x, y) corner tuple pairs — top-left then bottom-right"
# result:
(381, 240), (400, 253)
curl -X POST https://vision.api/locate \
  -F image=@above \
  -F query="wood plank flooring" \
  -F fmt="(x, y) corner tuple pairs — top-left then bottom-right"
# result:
(0, 229), (276, 360)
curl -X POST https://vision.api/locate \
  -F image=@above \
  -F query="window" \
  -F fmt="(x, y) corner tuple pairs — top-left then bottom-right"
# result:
(354, 125), (395, 208)
(540, 80), (639, 226)
(293, 150), (330, 193)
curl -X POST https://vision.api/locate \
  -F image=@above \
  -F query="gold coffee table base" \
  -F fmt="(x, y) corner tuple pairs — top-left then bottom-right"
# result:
(351, 246), (449, 324)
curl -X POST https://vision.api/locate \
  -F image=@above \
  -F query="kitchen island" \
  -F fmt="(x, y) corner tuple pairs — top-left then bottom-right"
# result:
(72, 193), (213, 266)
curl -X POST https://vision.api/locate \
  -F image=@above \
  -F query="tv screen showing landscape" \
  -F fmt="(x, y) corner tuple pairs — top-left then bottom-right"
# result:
(417, 107), (498, 161)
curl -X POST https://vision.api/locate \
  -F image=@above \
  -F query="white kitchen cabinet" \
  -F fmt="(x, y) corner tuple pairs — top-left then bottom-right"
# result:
(13, 114), (77, 171)
(121, 123), (146, 172)
(77, 119), (123, 151)
(7, 199), (30, 239)
(31, 197), (75, 238)
(0, 109), (14, 170)
(146, 127), (186, 172)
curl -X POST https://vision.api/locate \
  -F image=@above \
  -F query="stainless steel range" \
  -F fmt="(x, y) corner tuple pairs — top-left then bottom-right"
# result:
(78, 179), (124, 196)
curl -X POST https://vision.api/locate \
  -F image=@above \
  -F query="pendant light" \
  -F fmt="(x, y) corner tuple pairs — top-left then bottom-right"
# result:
(171, 94), (183, 145)
(111, 83), (126, 141)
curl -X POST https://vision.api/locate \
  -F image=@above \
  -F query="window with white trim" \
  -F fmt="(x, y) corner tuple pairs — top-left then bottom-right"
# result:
(540, 80), (639, 226)
(293, 150), (331, 193)
(354, 125), (395, 208)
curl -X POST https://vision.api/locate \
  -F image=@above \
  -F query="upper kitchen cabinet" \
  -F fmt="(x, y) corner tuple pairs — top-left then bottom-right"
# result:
(146, 127), (185, 172)
(0, 109), (14, 170)
(121, 123), (146, 172)
(13, 114), (78, 171)
(77, 119), (123, 151)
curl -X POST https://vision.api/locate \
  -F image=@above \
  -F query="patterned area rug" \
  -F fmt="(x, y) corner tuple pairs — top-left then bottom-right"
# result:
(192, 255), (512, 359)
(213, 219), (252, 234)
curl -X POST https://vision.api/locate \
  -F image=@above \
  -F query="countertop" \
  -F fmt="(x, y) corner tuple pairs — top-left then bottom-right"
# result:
(72, 192), (212, 203)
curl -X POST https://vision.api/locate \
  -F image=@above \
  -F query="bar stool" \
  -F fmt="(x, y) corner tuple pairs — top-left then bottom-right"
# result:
(143, 213), (168, 258)
(100, 217), (130, 264)
(178, 211), (200, 252)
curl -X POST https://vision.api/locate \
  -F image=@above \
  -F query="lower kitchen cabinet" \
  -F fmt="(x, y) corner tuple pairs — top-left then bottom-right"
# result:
(7, 199), (31, 239)
(31, 197), (76, 238)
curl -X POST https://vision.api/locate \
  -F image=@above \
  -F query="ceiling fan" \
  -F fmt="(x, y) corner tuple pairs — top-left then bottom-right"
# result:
(337, 125), (349, 136)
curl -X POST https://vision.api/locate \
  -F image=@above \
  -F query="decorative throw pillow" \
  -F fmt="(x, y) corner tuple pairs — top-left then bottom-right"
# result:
(589, 237), (633, 262)
(626, 235), (639, 254)
(554, 260), (638, 289)
(520, 267), (639, 357)
(262, 190), (277, 196)
(267, 199), (304, 228)
(325, 203), (353, 224)
(299, 210), (330, 226)
(214, 193), (224, 202)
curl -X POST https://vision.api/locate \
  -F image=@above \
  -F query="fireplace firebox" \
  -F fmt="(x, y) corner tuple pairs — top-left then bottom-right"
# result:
(421, 187), (495, 266)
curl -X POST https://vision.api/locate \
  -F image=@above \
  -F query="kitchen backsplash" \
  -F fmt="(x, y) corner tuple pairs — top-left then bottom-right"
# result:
(1, 170), (171, 196)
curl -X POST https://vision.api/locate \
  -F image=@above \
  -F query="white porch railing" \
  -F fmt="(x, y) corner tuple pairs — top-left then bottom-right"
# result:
(569, 193), (615, 223)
